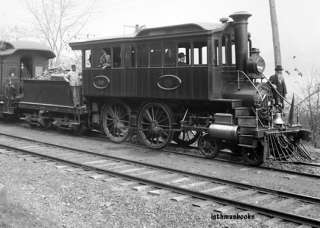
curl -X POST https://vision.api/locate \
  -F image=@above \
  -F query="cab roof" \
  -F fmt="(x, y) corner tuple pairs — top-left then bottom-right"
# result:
(69, 22), (227, 50)
(0, 40), (55, 58)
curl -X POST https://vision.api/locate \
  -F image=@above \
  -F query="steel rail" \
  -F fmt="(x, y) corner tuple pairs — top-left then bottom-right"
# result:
(0, 133), (319, 205)
(0, 143), (319, 227)
(0, 130), (318, 180)
(79, 131), (320, 179)
(164, 145), (320, 179)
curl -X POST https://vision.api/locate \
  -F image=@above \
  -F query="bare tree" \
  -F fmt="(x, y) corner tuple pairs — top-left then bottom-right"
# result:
(0, 25), (33, 41)
(297, 69), (320, 147)
(25, 0), (97, 66)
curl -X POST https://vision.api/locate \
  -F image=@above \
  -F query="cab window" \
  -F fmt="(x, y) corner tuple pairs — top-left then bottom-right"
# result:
(163, 41), (176, 66)
(99, 48), (111, 68)
(149, 43), (162, 67)
(193, 41), (207, 65)
(112, 47), (121, 68)
(137, 43), (148, 67)
(178, 42), (191, 65)
(84, 49), (92, 68)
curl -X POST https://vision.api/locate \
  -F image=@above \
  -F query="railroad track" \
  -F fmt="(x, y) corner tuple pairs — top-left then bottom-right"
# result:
(81, 131), (320, 179)
(0, 134), (319, 227)
(2, 121), (319, 179)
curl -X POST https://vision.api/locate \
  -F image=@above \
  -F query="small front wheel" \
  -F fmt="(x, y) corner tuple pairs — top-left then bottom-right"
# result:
(241, 144), (264, 166)
(198, 134), (219, 158)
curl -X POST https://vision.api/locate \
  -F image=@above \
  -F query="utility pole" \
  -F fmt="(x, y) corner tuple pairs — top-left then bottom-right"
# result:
(269, 0), (282, 69)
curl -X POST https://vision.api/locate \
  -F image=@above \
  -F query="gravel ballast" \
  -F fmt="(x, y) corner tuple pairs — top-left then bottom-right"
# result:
(0, 152), (265, 228)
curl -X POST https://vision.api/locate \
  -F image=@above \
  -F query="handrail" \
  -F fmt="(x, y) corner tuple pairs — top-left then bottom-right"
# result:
(237, 70), (264, 100)
(224, 69), (291, 106)
(263, 76), (291, 105)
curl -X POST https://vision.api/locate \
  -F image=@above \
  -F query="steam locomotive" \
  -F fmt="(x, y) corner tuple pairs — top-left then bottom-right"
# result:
(0, 11), (310, 166)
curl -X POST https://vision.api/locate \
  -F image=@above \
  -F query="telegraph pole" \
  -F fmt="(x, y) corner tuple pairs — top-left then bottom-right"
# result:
(269, 0), (282, 69)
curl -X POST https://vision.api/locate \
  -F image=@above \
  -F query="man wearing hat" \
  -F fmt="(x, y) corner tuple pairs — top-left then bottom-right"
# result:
(178, 52), (186, 65)
(269, 65), (287, 107)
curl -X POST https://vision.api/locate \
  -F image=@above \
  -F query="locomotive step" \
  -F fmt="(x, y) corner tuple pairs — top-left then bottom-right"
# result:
(237, 116), (257, 127)
(234, 107), (252, 117)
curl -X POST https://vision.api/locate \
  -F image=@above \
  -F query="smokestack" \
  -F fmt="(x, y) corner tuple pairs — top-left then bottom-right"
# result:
(229, 11), (252, 71)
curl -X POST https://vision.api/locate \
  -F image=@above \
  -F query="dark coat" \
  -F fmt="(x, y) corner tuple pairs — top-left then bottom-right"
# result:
(269, 74), (287, 98)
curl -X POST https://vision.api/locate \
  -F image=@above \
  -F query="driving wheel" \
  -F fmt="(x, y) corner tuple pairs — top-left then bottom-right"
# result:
(137, 102), (173, 149)
(101, 101), (131, 143)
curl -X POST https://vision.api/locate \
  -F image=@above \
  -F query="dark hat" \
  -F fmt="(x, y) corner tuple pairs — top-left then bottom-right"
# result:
(178, 52), (185, 58)
(275, 65), (283, 71)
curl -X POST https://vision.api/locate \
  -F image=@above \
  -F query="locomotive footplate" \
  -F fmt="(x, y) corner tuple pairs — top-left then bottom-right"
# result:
(18, 102), (87, 114)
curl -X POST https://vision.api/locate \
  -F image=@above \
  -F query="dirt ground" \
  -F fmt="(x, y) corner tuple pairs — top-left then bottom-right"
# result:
(0, 151), (267, 228)
(0, 121), (319, 227)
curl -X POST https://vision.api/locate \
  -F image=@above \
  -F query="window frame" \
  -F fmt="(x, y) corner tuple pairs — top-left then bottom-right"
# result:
(193, 40), (208, 65)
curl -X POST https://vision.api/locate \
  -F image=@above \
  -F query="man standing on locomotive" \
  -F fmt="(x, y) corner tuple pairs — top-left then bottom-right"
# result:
(269, 65), (287, 107)
(64, 64), (81, 106)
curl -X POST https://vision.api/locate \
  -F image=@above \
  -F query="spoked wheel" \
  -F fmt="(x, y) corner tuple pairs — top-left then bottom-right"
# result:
(198, 134), (219, 158)
(101, 101), (131, 143)
(173, 130), (200, 146)
(137, 102), (173, 149)
(241, 143), (264, 166)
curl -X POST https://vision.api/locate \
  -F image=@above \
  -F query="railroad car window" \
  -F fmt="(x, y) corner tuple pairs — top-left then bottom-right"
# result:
(232, 43), (236, 65)
(85, 50), (92, 68)
(124, 45), (136, 67)
(137, 43), (148, 67)
(131, 47), (136, 67)
(221, 45), (226, 65)
(113, 47), (122, 68)
(98, 48), (111, 68)
(163, 41), (176, 66)
(193, 41), (207, 65)
(214, 40), (219, 66)
(178, 42), (191, 65)
(149, 43), (162, 67)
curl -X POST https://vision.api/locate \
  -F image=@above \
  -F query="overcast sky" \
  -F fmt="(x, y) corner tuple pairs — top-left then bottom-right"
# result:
(1, 0), (320, 95)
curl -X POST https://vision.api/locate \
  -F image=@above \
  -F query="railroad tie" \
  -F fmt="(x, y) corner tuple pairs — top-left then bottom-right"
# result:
(263, 218), (282, 227)
(200, 185), (229, 193)
(179, 181), (208, 188)
(134, 170), (158, 176)
(83, 160), (109, 165)
(246, 194), (274, 204)
(228, 190), (256, 199)
(293, 204), (313, 213)
(92, 162), (120, 168)
(167, 177), (189, 184)
(148, 189), (169, 196)
(264, 198), (296, 208)
(171, 195), (189, 202)
(120, 168), (145, 174)
(132, 185), (151, 192)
